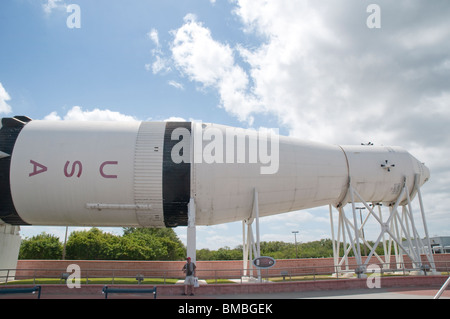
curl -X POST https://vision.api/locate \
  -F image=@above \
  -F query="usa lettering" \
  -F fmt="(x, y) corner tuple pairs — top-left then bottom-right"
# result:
(29, 160), (118, 179)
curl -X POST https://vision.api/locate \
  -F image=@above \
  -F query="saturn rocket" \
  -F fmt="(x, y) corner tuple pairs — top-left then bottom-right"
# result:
(0, 116), (430, 228)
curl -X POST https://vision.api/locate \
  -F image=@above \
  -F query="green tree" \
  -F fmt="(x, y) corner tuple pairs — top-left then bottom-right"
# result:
(65, 228), (120, 260)
(19, 233), (63, 259)
(121, 228), (185, 260)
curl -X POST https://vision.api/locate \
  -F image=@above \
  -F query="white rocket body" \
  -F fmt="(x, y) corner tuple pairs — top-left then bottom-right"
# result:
(0, 117), (430, 228)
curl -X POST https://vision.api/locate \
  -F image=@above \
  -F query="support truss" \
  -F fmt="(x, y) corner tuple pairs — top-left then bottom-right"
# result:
(242, 188), (261, 280)
(330, 175), (435, 276)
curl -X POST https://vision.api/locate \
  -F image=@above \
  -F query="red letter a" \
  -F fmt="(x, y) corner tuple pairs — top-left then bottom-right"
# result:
(29, 160), (48, 177)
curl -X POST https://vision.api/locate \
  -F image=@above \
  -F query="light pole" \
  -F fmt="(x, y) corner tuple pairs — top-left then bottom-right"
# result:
(292, 231), (299, 258)
(62, 226), (68, 260)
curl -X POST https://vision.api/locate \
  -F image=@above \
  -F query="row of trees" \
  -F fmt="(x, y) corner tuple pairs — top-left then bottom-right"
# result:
(197, 238), (385, 260)
(19, 228), (185, 260)
(19, 228), (386, 260)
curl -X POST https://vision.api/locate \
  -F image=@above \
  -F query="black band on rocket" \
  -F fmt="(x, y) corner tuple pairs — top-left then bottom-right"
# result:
(0, 117), (31, 225)
(162, 122), (191, 227)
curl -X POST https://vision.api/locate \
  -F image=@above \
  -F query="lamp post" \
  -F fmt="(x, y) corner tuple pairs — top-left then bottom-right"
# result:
(62, 226), (68, 260)
(292, 231), (299, 258)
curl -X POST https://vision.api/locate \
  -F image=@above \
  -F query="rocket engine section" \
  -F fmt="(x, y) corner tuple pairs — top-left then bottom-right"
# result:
(0, 116), (430, 228)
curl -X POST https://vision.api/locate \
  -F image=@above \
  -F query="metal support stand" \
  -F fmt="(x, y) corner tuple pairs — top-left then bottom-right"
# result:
(187, 197), (196, 263)
(242, 189), (261, 281)
(330, 175), (435, 277)
(434, 276), (450, 299)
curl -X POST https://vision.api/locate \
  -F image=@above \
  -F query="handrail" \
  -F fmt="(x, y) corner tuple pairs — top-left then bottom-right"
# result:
(434, 276), (450, 299)
(1, 260), (449, 285)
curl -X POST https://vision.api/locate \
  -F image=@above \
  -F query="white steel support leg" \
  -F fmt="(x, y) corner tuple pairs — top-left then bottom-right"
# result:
(329, 205), (339, 272)
(416, 185), (436, 271)
(242, 189), (261, 281)
(248, 223), (255, 278)
(391, 207), (403, 269)
(253, 189), (261, 259)
(434, 276), (450, 299)
(331, 174), (434, 276)
(243, 219), (255, 278)
(330, 205), (350, 274)
(242, 220), (247, 277)
(349, 185), (363, 274)
(376, 204), (389, 268)
(330, 205), (351, 273)
(187, 197), (196, 264)
(253, 189), (261, 281)
(339, 207), (349, 271)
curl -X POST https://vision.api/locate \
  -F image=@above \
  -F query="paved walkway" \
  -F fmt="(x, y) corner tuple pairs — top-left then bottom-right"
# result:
(2, 287), (447, 299)
(1, 278), (449, 299)
(210, 287), (450, 299)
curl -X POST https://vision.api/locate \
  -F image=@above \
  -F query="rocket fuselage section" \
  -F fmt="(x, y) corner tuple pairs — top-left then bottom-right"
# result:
(0, 117), (430, 228)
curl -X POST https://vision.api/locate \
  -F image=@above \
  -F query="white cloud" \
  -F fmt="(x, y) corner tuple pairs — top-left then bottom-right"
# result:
(43, 106), (138, 122)
(168, 80), (184, 90)
(170, 14), (260, 124)
(150, 1), (450, 240)
(239, 0), (449, 143)
(0, 82), (12, 114)
(164, 116), (186, 122)
(42, 0), (67, 14)
(42, 111), (61, 121)
(229, 1), (450, 238)
(171, 14), (233, 86)
(147, 28), (160, 47)
(146, 28), (171, 74)
(150, 55), (171, 74)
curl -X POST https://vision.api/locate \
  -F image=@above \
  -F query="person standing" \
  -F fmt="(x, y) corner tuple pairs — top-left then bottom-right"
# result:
(182, 257), (196, 296)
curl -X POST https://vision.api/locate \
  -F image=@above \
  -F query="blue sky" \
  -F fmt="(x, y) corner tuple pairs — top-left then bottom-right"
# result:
(1, 0), (450, 250)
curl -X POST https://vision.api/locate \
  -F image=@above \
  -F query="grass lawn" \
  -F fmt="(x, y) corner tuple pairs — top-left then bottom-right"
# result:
(2, 277), (237, 285)
(2, 277), (179, 285)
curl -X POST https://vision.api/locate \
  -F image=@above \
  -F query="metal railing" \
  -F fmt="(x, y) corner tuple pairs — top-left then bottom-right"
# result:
(1, 261), (449, 286)
(434, 276), (450, 299)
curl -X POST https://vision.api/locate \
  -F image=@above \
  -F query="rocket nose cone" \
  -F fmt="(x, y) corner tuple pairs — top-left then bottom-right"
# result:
(422, 164), (430, 183)
(421, 162), (430, 184)
(411, 153), (430, 187)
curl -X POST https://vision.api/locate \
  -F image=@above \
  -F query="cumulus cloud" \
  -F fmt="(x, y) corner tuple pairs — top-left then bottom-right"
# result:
(150, 0), (450, 237)
(151, 0), (450, 149)
(164, 116), (186, 122)
(42, 0), (67, 14)
(146, 28), (171, 74)
(168, 80), (184, 90)
(229, 0), (450, 236)
(147, 28), (160, 47)
(43, 106), (137, 122)
(148, 14), (261, 124)
(0, 83), (12, 114)
(170, 14), (261, 124)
